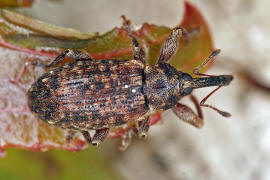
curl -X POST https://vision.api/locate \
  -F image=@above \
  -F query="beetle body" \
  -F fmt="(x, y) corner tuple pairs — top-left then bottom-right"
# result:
(28, 59), (195, 130)
(27, 18), (233, 150)
(28, 59), (149, 130)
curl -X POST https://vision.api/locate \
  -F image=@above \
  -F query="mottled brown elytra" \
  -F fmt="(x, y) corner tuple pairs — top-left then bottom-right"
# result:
(27, 16), (233, 150)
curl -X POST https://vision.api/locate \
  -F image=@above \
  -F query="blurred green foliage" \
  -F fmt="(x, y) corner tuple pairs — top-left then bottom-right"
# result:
(0, 148), (122, 180)
(0, 0), (33, 7)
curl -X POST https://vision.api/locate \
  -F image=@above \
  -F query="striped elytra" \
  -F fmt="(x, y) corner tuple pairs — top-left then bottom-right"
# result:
(28, 59), (149, 131)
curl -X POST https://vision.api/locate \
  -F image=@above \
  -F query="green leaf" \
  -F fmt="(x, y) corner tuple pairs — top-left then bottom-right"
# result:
(0, 1), (215, 155)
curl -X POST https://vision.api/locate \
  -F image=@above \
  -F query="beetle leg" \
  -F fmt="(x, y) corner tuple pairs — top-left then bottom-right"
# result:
(157, 27), (188, 64)
(92, 128), (110, 146)
(48, 49), (92, 68)
(172, 95), (204, 128)
(190, 94), (203, 120)
(121, 15), (146, 64)
(81, 128), (110, 146)
(81, 131), (92, 144)
(136, 116), (151, 139)
(119, 128), (133, 151)
(66, 130), (76, 143)
(193, 49), (221, 77)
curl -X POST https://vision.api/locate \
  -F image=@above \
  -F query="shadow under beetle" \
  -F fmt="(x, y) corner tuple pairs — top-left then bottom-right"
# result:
(27, 16), (233, 150)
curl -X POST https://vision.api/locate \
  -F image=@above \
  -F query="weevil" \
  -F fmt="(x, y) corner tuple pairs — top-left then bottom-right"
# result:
(27, 16), (233, 150)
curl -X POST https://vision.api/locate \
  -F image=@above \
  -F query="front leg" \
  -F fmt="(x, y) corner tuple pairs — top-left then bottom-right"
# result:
(137, 116), (151, 138)
(121, 15), (146, 64)
(157, 27), (188, 64)
(118, 116), (150, 151)
(119, 128), (133, 151)
(81, 128), (110, 146)
(48, 49), (92, 68)
(66, 130), (76, 143)
(172, 95), (204, 128)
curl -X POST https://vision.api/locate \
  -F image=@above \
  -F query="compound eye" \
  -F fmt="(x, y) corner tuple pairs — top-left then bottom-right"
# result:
(182, 87), (193, 96)
(182, 73), (192, 81)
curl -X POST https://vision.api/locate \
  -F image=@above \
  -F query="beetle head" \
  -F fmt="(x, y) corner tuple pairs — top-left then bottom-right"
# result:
(145, 63), (233, 111)
(145, 63), (185, 110)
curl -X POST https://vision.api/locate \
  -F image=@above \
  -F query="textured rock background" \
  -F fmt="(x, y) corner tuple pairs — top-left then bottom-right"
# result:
(20, 0), (270, 179)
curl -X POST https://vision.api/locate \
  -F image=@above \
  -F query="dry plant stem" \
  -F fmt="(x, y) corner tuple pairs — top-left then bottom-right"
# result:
(2, 9), (98, 40)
